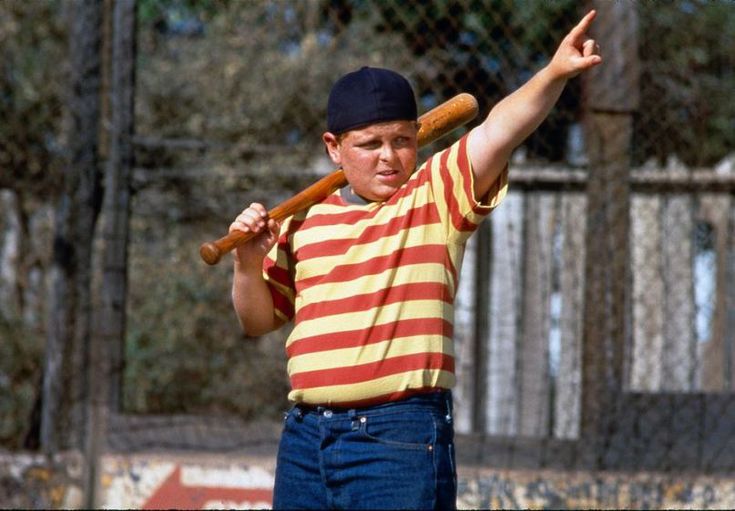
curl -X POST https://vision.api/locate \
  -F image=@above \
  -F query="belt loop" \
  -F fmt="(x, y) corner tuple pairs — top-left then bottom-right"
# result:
(348, 408), (359, 431)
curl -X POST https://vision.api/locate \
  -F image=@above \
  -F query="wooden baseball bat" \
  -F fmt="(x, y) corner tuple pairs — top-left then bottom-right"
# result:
(200, 92), (479, 265)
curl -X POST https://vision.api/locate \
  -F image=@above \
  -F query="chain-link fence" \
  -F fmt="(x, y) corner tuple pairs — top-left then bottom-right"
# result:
(2, 0), (735, 477)
(125, 0), (596, 426)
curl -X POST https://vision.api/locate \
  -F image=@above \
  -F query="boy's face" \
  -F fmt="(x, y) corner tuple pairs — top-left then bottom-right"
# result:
(323, 120), (419, 202)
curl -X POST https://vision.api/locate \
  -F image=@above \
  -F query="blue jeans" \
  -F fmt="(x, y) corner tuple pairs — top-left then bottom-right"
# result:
(273, 391), (457, 510)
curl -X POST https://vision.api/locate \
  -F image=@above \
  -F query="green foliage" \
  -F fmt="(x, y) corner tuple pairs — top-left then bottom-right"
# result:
(138, 0), (228, 26)
(135, 0), (412, 171)
(0, 1), (66, 194)
(123, 217), (290, 418)
(636, 0), (735, 166)
(0, 316), (42, 449)
(0, 0), (64, 450)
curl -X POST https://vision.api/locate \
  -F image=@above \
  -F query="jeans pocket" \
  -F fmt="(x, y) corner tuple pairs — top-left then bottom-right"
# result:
(358, 411), (435, 450)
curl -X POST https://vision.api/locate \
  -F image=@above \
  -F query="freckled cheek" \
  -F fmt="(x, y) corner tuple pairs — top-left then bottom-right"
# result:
(399, 154), (417, 175)
(344, 167), (373, 190)
(345, 153), (378, 176)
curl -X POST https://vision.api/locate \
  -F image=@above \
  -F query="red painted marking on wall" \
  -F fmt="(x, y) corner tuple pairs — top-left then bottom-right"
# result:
(142, 466), (273, 509)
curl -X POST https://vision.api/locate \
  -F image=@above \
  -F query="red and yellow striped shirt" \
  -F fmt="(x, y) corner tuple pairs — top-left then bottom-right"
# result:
(263, 134), (507, 406)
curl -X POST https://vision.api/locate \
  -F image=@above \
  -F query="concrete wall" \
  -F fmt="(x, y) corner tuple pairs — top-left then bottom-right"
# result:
(3, 451), (735, 509)
(0, 452), (84, 509)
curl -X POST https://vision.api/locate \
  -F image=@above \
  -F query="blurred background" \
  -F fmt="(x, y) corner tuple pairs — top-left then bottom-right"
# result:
(1, 0), (735, 508)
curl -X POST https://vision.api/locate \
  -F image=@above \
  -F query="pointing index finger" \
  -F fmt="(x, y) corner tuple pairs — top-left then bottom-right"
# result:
(570, 10), (597, 40)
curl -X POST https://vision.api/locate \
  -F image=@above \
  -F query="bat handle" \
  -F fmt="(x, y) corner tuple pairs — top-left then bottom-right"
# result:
(199, 230), (255, 265)
(200, 169), (349, 265)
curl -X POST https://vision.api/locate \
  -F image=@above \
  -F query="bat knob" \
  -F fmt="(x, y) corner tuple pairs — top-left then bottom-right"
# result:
(199, 242), (223, 265)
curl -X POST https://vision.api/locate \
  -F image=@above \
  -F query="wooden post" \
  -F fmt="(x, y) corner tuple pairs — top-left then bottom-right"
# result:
(41, 0), (103, 455)
(580, 0), (639, 468)
(87, 0), (136, 506)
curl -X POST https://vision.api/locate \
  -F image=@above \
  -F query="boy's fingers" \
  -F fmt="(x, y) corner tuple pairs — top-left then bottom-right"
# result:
(231, 208), (267, 234)
(229, 221), (250, 234)
(582, 39), (596, 57)
(570, 10), (597, 39)
(574, 54), (602, 70)
(267, 219), (280, 234)
(249, 202), (268, 218)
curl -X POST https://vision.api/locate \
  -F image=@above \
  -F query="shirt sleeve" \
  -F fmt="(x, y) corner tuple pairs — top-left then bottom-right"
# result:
(423, 133), (508, 244)
(262, 217), (296, 322)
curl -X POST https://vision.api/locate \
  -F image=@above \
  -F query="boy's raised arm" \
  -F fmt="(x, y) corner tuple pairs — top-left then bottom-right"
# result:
(468, 10), (603, 198)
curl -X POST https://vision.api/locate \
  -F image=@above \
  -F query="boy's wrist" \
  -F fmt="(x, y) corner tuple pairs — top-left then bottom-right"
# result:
(541, 63), (570, 85)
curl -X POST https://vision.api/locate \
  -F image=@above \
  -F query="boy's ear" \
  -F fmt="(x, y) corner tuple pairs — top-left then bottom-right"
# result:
(322, 132), (341, 165)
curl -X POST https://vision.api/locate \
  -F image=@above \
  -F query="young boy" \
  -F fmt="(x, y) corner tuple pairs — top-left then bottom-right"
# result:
(229, 11), (601, 510)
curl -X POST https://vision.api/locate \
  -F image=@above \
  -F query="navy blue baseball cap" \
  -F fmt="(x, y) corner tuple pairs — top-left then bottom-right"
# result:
(327, 67), (417, 135)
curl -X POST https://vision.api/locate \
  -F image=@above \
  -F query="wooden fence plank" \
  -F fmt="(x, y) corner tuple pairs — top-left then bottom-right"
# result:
(728, 198), (735, 391)
(0, 190), (21, 319)
(485, 191), (524, 435)
(661, 191), (696, 390)
(554, 193), (587, 439)
(702, 395), (735, 470)
(454, 232), (479, 434)
(517, 192), (555, 437)
(697, 193), (732, 391)
(630, 194), (664, 390)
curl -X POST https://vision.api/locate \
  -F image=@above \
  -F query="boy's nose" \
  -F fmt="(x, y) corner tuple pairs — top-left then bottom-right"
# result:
(379, 144), (395, 161)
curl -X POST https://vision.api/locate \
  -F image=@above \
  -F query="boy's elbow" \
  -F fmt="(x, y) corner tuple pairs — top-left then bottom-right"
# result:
(239, 314), (283, 338)
(239, 317), (266, 338)
(243, 324), (271, 338)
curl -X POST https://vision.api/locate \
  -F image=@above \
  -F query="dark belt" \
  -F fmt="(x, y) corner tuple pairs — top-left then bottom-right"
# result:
(293, 389), (452, 416)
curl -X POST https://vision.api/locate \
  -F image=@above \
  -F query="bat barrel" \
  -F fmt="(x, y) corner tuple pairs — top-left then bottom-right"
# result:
(417, 92), (478, 146)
